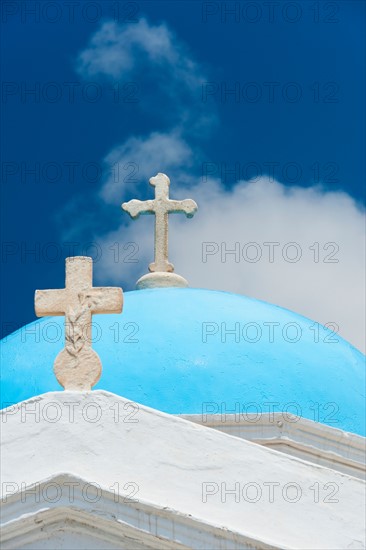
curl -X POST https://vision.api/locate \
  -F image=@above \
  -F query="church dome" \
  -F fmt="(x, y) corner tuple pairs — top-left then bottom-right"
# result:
(1, 288), (365, 436)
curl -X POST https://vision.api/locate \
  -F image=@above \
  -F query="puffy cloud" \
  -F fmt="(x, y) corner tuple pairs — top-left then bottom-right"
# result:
(77, 18), (205, 91)
(76, 16), (218, 141)
(101, 131), (194, 203)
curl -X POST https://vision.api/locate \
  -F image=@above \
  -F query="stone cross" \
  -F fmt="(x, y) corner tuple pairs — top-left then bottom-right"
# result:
(122, 173), (197, 281)
(35, 256), (123, 391)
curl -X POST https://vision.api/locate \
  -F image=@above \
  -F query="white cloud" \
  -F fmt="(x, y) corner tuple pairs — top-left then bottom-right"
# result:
(77, 18), (204, 90)
(101, 131), (194, 203)
(95, 177), (365, 353)
(76, 18), (216, 135)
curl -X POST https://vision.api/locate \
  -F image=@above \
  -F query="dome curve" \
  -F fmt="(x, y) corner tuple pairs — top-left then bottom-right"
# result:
(1, 288), (365, 435)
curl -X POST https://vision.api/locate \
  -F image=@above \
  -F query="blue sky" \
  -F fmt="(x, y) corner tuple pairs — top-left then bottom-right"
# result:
(1, 0), (365, 350)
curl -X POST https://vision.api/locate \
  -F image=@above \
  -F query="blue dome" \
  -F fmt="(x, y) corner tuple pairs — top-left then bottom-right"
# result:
(1, 288), (365, 435)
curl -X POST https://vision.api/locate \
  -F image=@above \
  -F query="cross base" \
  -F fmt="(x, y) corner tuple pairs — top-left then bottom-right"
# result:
(54, 347), (102, 391)
(136, 272), (189, 290)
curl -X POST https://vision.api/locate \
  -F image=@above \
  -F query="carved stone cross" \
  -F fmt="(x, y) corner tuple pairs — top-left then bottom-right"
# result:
(122, 173), (197, 288)
(35, 256), (123, 391)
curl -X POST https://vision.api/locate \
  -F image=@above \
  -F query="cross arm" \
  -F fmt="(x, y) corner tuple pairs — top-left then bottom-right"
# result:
(168, 199), (198, 218)
(88, 287), (123, 314)
(35, 289), (66, 317)
(122, 199), (155, 219)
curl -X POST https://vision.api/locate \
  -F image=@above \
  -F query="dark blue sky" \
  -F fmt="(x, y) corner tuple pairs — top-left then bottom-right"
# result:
(1, 0), (365, 337)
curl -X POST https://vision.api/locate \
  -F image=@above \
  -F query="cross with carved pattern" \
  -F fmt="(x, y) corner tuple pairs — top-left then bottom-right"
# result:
(35, 256), (123, 391)
(122, 173), (197, 273)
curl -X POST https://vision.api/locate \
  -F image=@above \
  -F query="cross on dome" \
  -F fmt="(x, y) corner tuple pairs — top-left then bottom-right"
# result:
(35, 256), (123, 391)
(122, 173), (198, 289)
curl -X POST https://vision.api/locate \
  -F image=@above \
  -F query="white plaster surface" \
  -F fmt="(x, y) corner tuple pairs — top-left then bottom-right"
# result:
(21, 531), (123, 550)
(1, 391), (365, 550)
(181, 413), (366, 479)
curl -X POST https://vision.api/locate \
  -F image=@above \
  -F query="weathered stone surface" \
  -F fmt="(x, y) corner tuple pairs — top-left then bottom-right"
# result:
(135, 271), (189, 290)
(35, 256), (123, 390)
(122, 173), (197, 288)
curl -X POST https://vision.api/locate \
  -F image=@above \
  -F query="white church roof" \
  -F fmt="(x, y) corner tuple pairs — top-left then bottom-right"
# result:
(1, 391), (365, 549)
